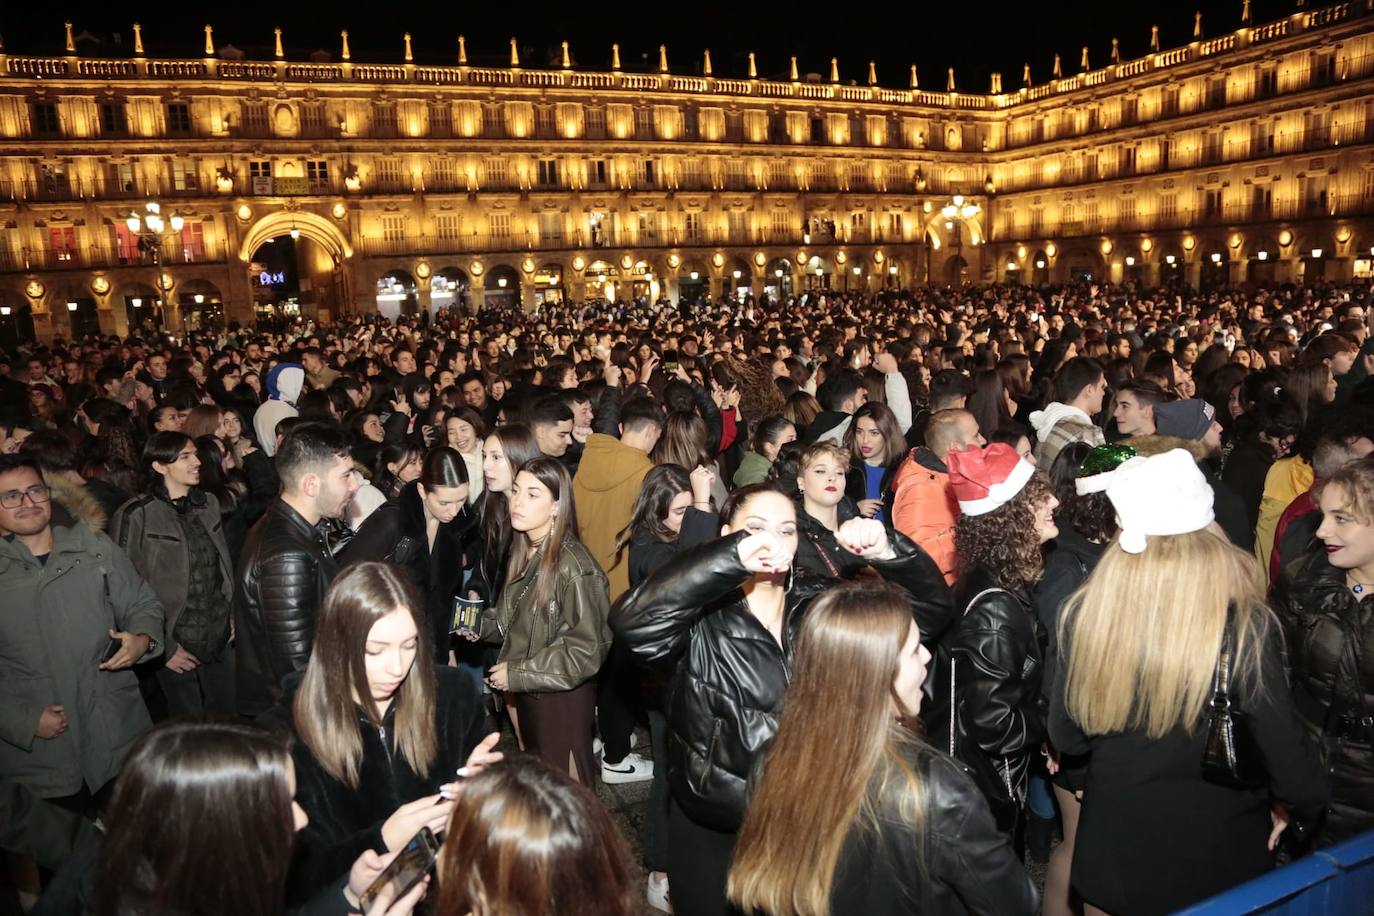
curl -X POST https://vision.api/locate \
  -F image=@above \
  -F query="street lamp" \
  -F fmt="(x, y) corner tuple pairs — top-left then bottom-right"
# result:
(125, 200), (184, 327)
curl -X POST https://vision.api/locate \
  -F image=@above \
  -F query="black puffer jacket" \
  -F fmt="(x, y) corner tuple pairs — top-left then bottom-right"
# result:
(827, 740), (1040, 915)
(1274, 549), (1374, 845)
(233, 500), (340, 717)
(945, 566), (1047, 836)
(611, 531), (951, 832)
(340, 481), (476, 662)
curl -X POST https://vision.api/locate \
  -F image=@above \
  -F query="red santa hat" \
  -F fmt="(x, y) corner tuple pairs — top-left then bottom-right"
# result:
(947, 443), (1036, 517)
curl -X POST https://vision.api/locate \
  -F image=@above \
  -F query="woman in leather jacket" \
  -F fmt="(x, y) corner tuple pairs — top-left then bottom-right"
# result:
(945, 444), (1058, 852)
(729, 580), (1039, 916)
(340, 447), (476, 664)
(480, 457), (612, 784)
(842, 401), (906, 523)
(1274, 456), (1374, 845)
(612, 483), (951, 916)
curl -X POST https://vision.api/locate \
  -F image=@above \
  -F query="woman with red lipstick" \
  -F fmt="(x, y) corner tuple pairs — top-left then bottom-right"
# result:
(279, 562), (503, 904)
(1275, 455), (1374, 846)
(843, 402), (906, 523)
(480, 457), (612, 784)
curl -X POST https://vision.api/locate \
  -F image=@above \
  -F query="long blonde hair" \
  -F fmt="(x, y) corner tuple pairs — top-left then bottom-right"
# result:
(293, 563), (438, 788)
(1059, 526), (1273, 738)
(728, 582), (925, 916)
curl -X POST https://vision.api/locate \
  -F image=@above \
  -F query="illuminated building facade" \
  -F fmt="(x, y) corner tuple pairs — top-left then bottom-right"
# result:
(0, 6), (1372, 339)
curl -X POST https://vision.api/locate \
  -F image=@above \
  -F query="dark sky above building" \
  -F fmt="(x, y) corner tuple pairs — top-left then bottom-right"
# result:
(4, 0), (1305, 92)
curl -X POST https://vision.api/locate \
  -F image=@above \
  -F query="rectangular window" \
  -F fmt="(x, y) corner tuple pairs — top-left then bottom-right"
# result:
(638, 159), (657, 188)
(31, 102), (61, 136)
(300, 103), (326, 135)
(887, 212), (904, 239)
(589, 159), (608, 187)
(376, 159), (403, 190)
(49, 226), (77, 259)
(435, 214), (462, 240)
(635, 108), (654, 139)
(768, 160), (789, 189)
(1122, 145), (1137, 175)
(538, 212), (563, 243)
(381, 215), (406, 242)
(1161, 88), (1179, 118)
(484, 157), (509, 189)
(1203, 189), (1222, 219)
(683, 108), (698, 139)
(373, 104), (398, 136)
(536, 159), (560, 189)
(769, 210), (790, 242)
(99, 101), (127, 135)
(1364, 170), (1374, 200)
(1207, 76), (1226, 109)
(306, 160), (330, 190)
(728, 210), (747, 241)
(106, 161), (135, 195)
(171, 160), (199, 192)
(684, 212), (702, 241)
(177, 222), (205, 262)
(682, 157), (704, 189)
(585, 107), (606, 138)
(430, 104), (452, 137)
(1258, 66), (1277, 99)
(482, 105), (503, 137)
(166, 102), (191, 134)
(1160, 193), (1178, 223)
(726, 158), (747, 190)
(430, 158), (455, 190)
(1119, 197), (1137, 227)
(1252, 184), (1273, 216)
(536, 106), (555, 136)
(115, 223), (141, 263)
(638, 211), (659, 242)
(488, 212), (511, 242)
(248, 160), (272, 194)
(242, 103), (268, 135)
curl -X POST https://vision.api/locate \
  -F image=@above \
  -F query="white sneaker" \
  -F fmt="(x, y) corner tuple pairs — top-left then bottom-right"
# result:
(601, 751), (654, 784)
(593, 734), (636, 758)
(647, 872), (673, 913)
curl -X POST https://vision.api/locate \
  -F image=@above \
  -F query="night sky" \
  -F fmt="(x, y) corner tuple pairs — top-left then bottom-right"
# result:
(3, 1), (1309, 92)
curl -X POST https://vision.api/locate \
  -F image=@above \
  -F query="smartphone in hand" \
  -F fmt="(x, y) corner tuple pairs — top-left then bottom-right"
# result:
(360, 827), (440, 911)
(99, 637), (122, 665)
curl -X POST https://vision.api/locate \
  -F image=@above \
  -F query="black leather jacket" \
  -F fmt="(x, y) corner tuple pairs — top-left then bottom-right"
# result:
(827, 741), (1040, 915)
(611, 531), (953, 832)
(233, 499), (339, 716)
(945, 566), (1047, 834)
(1274, 549), (1374, 844)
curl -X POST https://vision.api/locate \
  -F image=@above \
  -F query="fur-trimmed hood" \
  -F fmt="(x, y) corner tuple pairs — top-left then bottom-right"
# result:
(1122, 433), (1209, 462)
(45, 473), (108, 533)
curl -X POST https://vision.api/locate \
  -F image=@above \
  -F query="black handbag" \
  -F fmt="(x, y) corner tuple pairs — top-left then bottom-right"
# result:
(1201, 608), (1266, 789)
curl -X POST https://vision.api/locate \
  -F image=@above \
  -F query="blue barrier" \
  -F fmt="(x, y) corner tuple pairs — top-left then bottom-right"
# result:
(1176, 830), (1374, 914)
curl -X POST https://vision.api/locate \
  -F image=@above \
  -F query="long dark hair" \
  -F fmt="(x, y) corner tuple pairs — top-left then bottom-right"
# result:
(479, 424), (542, 596)
(614, 464), (691, 558)
(96, 721), (295, 916)
(968, 369), (1014, 442)
(194, 434), (245, 510)
(436, 756), (639, 916)
(506, 457), (582, 615)
(844, 401), (905, 469)
(293, 562), (437, 788)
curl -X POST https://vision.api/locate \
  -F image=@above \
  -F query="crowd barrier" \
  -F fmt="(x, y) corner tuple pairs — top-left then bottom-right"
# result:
(1176, 830), (1374, 914)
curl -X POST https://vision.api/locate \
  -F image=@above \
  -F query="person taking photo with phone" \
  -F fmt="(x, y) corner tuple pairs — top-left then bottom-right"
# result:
(268, 562), (502, 904)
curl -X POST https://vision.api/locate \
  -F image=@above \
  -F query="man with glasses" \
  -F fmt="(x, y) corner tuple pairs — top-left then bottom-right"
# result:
(0, 454), (164, 813)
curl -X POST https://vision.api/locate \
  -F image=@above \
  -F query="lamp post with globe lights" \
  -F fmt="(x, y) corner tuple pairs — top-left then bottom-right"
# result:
(125, 200), (185, 329)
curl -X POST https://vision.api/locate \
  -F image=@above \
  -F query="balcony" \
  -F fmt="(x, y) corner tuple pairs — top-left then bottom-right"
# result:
(355, 227), (874, 260)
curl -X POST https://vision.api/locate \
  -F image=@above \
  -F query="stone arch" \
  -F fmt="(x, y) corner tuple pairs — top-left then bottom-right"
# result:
(237, 210), (353, 264)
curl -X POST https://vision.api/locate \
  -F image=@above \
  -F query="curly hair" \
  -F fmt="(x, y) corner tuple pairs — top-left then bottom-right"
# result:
(1048, 442), (1119, 543)
(955, 473), (1054, 591)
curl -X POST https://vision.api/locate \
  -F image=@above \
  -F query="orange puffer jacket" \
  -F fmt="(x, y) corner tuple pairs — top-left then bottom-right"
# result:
(891, 448), (959, 585)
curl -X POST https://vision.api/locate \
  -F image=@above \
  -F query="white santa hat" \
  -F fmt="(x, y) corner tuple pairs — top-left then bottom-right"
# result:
(1105, 448), (1215, 554)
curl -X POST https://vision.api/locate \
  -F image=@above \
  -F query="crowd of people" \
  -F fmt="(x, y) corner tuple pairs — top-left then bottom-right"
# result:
(1, 276), (1372, 915)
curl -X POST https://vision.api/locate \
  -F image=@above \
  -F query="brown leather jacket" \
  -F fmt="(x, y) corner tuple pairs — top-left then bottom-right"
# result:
(481, 539), (611, 693)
